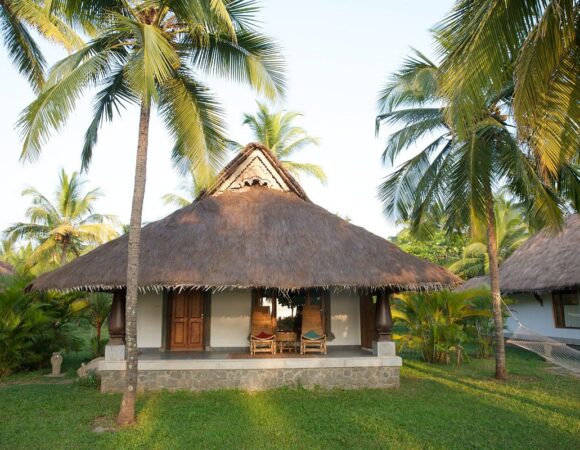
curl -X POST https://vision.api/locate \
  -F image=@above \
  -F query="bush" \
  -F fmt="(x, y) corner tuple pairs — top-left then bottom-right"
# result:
(0, 275), (84, 376)
(392, 290), (491, 364)
(75, 371), (99, 389)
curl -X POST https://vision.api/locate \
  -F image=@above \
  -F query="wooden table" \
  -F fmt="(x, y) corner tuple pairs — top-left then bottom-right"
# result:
(276, 331), (298, 353)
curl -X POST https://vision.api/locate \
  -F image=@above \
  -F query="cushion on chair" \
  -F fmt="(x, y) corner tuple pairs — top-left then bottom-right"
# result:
(302, 330), (323, 340)
(254, 331), (274, 340)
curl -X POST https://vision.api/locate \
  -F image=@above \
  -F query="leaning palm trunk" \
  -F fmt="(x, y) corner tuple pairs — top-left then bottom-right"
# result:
(117, 102), (151, 426)
(486, 197), (507, 380)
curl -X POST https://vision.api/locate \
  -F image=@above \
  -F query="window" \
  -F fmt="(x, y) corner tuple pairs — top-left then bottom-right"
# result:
(553, 290), (580, 329)
(252, 288), (331, 335)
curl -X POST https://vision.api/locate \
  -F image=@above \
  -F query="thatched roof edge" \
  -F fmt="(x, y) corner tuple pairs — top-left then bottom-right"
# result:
(34, 281), (461, 294)
(456, 275), (579, 295)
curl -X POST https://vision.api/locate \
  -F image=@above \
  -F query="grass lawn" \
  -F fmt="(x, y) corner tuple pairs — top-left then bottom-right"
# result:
(0, 347), (579, 449)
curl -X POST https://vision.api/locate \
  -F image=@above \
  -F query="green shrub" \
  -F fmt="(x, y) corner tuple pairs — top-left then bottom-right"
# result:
(75, 371), (99, 389)
(392, 290), (491, 364)
(0, 275), (84, 376)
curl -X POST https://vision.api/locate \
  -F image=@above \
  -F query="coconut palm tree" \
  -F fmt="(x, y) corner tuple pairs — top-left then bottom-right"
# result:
(0, 0), (84, 90)
(233, 101), (326, 183)
(449, 195), (529, 278)
(4, 169), (118, 267)
(435, 0), (578, 177)
(376, 49), (566, 380)
(17, 0), (284, 425)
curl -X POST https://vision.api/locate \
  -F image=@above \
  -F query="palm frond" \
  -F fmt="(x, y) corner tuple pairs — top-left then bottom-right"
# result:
(11, 0), (84, 51)
(82, 67), (137, 170)
(225, 0), (261, 30)
(188, 29), (286, 100)
(159, 70), (228, 187)
(17, 37), (122, 160)
(161, 192), (192, 208)
(276, 136), (320, 159)
(377, 48), (439, 115)
(435, 0), (534, 135)
(118, 14), (180, 102)
(379, 110), (448, 164)
(4, 223), (51, 243)
(494, 125), (563, 230)
(280, 161), (327, 184)
(76, 223), (118, 243)
(0, 1), (46, 90)
(378, 137), (451, 222)
(436, 0), (578, 176)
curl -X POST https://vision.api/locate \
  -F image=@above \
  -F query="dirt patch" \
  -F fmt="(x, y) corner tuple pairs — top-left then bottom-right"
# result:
(91, 415), (118, 434)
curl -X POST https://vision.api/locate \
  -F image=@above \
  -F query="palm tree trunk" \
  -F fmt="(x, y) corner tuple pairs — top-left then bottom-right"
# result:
(117, 102), (151, 426)
(96, 319), (102, 344)
(486, 197), (507, 380)
(60, 242), (68, 266)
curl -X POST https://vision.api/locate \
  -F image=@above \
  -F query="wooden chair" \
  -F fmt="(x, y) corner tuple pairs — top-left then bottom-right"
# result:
(300, 305), (327, 355)
(250, 306), (276, 355)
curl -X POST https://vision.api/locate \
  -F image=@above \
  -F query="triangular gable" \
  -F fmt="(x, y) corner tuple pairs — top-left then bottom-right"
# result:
(199, 143), (310, 201)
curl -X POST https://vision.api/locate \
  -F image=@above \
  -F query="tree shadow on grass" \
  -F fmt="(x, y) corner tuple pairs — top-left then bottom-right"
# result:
(405, 362), (580, 418)
(103, 389), (265, 449)
(96, 368), (579, 450)
(397, 363), (580, 447)
(262, 379), (578, 449)
(261, 387), (428, 449)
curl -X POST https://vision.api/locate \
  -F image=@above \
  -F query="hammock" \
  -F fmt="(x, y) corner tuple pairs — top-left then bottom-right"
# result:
(505, 300), (580, 374)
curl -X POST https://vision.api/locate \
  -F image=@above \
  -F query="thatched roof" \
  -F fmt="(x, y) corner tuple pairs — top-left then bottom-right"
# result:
(455, 276), (489, 292)
(456, 214), (580, 294)
(0, 261), (14, 276)
(30, 143), (460, 292)
(499, 214), (580, 294)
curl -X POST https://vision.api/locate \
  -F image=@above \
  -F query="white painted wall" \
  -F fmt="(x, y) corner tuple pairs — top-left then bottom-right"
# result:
(329, 290), (361, 346)
(506, 293), (580, 344)
(134, 288), (363, 350)
(210, 289), (252, 348)
(137, 291), (164, 348)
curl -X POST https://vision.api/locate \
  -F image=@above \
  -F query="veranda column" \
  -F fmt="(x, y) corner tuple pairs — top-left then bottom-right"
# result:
(105, 290), (126, 361)
(372, 291), (396, 356)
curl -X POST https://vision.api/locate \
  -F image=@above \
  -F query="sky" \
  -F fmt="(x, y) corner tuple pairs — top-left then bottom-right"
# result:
(0, 0), (454, 240)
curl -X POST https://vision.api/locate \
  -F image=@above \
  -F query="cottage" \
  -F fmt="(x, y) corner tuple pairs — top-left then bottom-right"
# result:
(31, 143), (460, 392)
(461, 214), (580, 345)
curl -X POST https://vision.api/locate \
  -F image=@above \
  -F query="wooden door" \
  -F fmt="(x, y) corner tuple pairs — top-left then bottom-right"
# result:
(170, 291), (204, 350)
(360, 293), (376, 349)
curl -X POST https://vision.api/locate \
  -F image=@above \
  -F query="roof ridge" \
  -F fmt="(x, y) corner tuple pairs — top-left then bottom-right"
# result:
(197, 143), (310, 202)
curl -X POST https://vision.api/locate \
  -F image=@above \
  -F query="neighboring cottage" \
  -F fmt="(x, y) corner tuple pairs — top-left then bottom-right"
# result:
(31, 143), (460, 392)
(460, 214), (580, 345)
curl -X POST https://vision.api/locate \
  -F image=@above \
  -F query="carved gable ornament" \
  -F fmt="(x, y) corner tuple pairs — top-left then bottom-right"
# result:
(213, 148), (292, 195)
